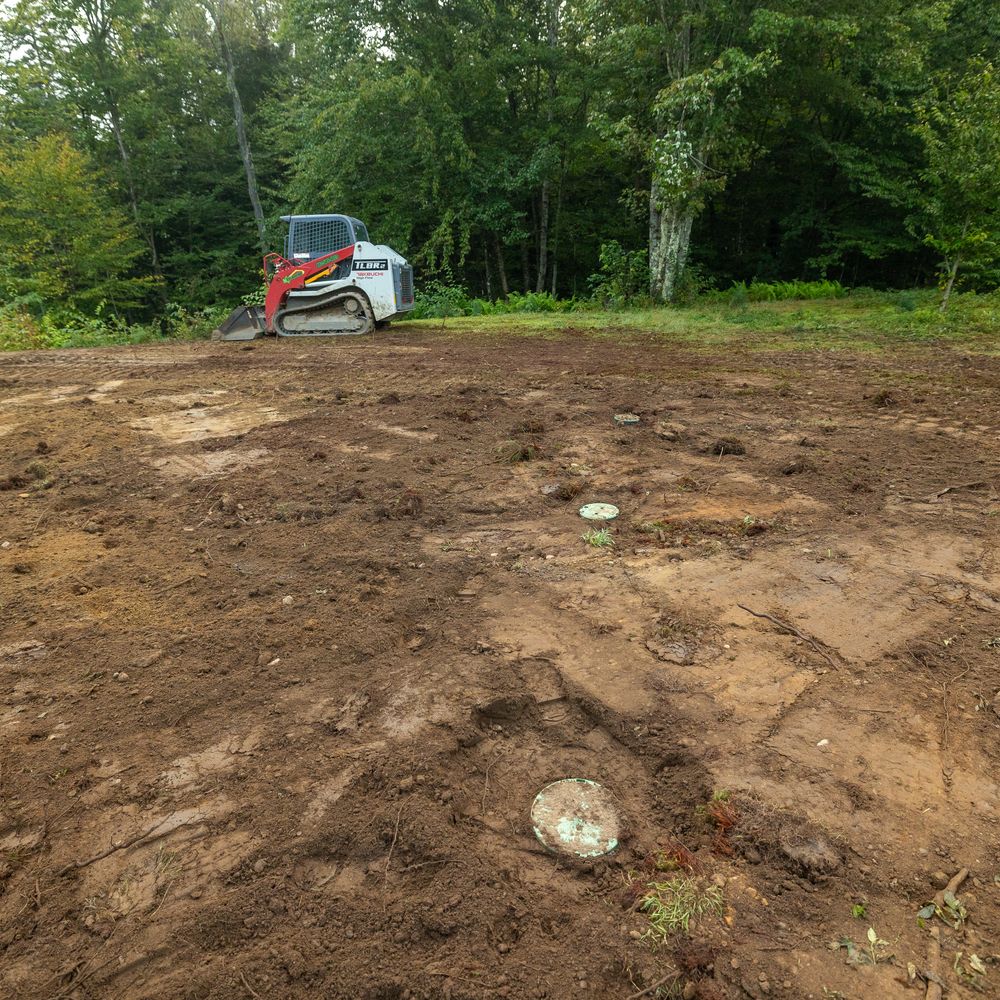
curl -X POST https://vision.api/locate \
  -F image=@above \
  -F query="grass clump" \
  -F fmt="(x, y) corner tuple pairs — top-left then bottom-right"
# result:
(496, 439), (541, 463)
(582, 527), (615, 548)
(637, 876), (724, 942)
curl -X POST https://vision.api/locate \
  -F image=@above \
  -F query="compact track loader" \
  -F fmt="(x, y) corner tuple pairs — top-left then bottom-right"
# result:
(214, 214), (414, 341)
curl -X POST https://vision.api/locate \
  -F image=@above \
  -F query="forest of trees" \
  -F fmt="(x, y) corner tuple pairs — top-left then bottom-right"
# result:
(1, 0), (998, 325)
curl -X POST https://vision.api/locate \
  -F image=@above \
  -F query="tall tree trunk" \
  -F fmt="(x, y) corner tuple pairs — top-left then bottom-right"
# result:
(484, 241), (493, 300)
(650, 186), (695, 302)
(492, 234), (509, 298)
(206, 1), (267, 252)
(649, 180), (662, 297)
(521, 242), (531, 292)
(535, 0), (559, 293)
(536, 180), (550, 293)
(939, 253), (961, 312)
(939, 220), (969, 312)
(550, 171), (563, 296)
(105, 94), (163, 280)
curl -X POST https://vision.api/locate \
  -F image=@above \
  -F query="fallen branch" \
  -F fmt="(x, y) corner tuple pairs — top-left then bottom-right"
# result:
(239, 970), (262, 999)
(627, 970), (680, 999)
(925, 926), (943, 1000)
(736, 604), (841, 669)
(481, 748), (506, 815)
(935, 868), (969, 910)
(924, 480), (989, 502)
(59, 813), (204, 876)
(383, 804), (404, 885)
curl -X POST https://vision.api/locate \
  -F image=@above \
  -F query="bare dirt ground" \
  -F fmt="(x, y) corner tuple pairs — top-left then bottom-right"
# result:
(1, 330), (999, 1000)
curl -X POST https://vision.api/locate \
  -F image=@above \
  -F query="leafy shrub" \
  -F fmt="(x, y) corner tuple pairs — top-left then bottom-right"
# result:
(713, 279), (847, 303)
(588, 240), (649, 307)
(409, 281), (474, 319)
(411, 282), (578, 318)
(0, 302), (224, 351)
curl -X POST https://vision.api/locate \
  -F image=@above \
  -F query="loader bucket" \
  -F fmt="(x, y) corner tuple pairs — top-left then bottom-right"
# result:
(213, 305), (265, 341)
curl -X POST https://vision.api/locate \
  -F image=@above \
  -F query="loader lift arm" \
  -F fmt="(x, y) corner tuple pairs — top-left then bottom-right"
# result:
(263, 244), (355, 333)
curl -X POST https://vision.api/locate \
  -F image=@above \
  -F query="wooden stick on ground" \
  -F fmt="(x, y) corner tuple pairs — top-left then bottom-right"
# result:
(383, 804), (404, 885)
(925, 868), (969, 1000)
(924, 480), (989, 502)
(239, 970), (262, 999)
(736, 604), (841, 669)
(627, 970), (679, 999)
(59, 814), (204, 876)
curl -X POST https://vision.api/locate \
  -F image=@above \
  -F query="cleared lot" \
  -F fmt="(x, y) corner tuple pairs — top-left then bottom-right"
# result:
(1, 330), (999, 999)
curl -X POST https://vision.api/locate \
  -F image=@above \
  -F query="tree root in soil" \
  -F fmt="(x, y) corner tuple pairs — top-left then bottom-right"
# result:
(924, 868), (969, 1000)
(736, 604), (842, 669)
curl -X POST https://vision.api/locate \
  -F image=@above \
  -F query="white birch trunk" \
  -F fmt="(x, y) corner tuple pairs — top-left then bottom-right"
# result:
(649, 184), (695, 302)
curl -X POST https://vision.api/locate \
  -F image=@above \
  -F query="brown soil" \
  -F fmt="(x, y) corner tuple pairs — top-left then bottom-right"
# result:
(1, 332), (999, 1000)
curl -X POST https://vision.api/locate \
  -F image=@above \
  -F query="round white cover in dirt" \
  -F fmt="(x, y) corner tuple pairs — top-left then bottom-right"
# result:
(613, 412), (640, 426)
(530, 778), (620, 857)
(579, 502), (619, 521)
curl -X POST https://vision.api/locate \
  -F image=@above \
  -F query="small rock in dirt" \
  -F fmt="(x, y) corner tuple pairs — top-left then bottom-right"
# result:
(116, 671), (130, 682)
(253, 859), (267, 874)
(781, 458), (810, 476)
(220, 493), (238, 513)
(82, 520), (101, 534)
(743, 846), (762, 864)
(682, 983), (697, 1000)
(778, 828), (842, 876)
(932, 870), (950, 889)
(379, 392), (401, 405)
(654, 420), (686, 442)
(0, 541), (10, 549)
(398, 777), (415, 792)
(132, 649), (163, 669)
(281, 595), (294, 606)
(645, 638), (694, 665)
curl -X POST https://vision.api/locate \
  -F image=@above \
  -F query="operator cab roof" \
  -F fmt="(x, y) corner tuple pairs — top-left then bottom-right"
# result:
(280, 214), (370, 259)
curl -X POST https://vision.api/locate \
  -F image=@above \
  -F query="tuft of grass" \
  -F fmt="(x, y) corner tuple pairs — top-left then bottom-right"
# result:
(496, 439), (540, 463)
(582, 527), (615, 548)
(637, 876), (725, 941)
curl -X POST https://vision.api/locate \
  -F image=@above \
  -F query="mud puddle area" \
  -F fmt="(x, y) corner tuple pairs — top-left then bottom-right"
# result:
(1, 335), (999, 999)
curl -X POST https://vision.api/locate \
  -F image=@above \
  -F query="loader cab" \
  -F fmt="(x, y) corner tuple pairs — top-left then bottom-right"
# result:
(281, 214), (369, 262)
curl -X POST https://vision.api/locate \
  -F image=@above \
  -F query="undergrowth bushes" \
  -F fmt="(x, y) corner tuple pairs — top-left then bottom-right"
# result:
(409, 282), (580, 319)
(0, 303), (227, 351)
(711, 279), (847, 303)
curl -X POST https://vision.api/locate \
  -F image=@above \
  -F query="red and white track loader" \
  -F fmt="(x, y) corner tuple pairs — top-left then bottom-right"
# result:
(214, 214), (414, 341)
